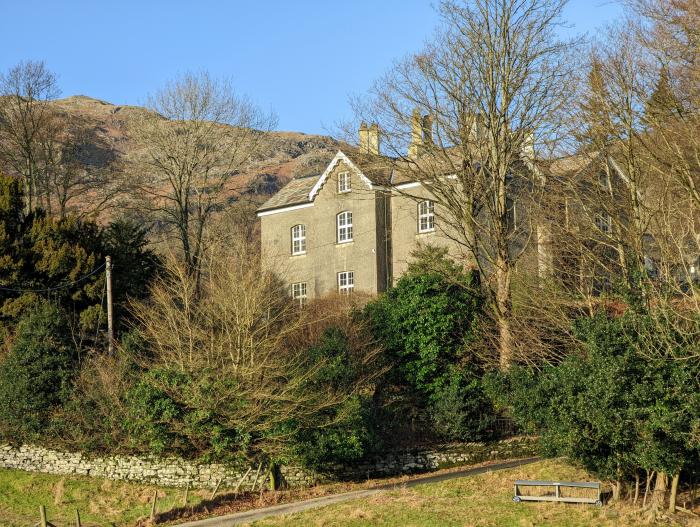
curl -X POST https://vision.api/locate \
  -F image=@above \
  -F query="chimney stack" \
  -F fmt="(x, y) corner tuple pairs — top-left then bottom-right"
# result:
(359, 122), (380, 155)
(408, 108), (423, 160)
(422, 114), (434, 145)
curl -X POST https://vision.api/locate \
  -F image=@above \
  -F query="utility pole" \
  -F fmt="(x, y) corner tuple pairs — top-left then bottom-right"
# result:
(106, 255), (114, 354)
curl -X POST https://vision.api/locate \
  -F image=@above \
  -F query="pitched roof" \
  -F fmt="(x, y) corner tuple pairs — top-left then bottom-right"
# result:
(257, 174), (319, 212)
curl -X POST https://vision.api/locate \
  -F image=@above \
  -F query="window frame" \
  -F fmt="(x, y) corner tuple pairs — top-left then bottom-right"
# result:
(337, 211), (353, 243)
(595, 212), (612, 234)
(417, 200), (435, 233)
(338, 171), (351, 193)
(290, 224), (307, 255)
(337, 271), (355, 294)
(290, 281), (307, 306)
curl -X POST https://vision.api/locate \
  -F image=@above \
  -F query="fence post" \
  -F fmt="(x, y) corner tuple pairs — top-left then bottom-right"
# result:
(75, 509), (82, 527)
(39, 505), (48, 527)
(150, 489), (158, 522)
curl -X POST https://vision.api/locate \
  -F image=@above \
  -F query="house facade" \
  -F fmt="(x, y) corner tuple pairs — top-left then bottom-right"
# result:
(257, 123), (547, 302)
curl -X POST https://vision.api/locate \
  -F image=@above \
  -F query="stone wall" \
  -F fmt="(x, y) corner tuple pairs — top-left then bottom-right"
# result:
(0, 436), (537, 489)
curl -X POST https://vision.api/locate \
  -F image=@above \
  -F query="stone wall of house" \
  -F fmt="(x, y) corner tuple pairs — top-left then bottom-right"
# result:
(0, 436), (537, 489)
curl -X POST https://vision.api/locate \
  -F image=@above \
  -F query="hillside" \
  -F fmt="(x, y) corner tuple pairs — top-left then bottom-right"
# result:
(45, 95), (343, 210)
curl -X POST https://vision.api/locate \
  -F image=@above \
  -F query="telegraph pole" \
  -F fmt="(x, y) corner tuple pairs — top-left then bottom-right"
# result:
(105, 255), (114, 354)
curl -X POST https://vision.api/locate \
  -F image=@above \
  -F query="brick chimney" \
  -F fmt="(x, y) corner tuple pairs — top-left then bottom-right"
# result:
(359, 122), (369, 152)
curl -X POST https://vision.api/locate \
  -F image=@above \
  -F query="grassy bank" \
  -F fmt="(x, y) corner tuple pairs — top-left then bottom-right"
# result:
(0, 468), (203, 527)
(248, 460), (685, 527)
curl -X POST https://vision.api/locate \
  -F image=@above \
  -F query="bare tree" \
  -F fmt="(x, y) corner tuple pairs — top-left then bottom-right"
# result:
(34, 112), (122, 219)
(355, 0), (577, 368)
(131, 230), (381, 466)
(129, 72), (277, 291)
(0, 60), (60, 213)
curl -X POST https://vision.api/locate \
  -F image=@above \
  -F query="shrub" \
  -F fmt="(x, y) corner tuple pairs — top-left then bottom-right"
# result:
(0, 301), (76, 440)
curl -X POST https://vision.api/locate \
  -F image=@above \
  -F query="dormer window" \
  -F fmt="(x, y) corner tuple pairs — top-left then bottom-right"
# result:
(291, 224), (306, 255)
(418, 200), (435, 233)
(338, 171), (351, 193)
(337, 211), (353, 243)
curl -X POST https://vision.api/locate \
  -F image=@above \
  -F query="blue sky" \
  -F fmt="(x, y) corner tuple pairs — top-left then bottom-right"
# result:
(2, 1), (622, 135)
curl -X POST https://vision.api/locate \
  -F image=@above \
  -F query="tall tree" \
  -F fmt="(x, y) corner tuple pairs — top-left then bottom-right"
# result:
(355, 0), (577, 368)
(129, 72), (276, 291)
(0, 61), (60, 214)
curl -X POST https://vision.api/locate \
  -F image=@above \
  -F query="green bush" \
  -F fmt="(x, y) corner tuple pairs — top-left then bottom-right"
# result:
(363, 246), (488, 443)
(487, 309), (700, 482)
(289, 327), (377, 471)
(0, 301), (76, 440)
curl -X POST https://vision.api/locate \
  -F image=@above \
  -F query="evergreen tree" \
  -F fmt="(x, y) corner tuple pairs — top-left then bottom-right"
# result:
(645, 67), (683, 127)
(578, 58), (614, 152)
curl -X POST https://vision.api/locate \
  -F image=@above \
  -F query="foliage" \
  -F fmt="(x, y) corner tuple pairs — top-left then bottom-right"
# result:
(289, 327), (377, 470)
(487, 308), (700, 482)
(0, 301), (76, 440)
(363, 246), (489, 443)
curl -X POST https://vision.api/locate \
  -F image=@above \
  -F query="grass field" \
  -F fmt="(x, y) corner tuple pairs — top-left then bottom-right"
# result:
(0, 468), (204, 527)
(0, 460), (688, 527)
(247, 460), (684, 527)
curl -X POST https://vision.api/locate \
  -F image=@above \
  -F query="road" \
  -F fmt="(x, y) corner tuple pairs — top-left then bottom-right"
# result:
(174, 457), (540, 527)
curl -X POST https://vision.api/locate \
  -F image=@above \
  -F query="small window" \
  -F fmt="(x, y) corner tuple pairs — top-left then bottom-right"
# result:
(506, 197), (516, 232)
(338, 171), (351, 193)
(418, 200), (435, 233)
(291, 282), (307, 306)
(337, 211), (353, 243)
(291, 224), (306, 255)
(338, 271), (354, 293)
(595, 212), (612, 234)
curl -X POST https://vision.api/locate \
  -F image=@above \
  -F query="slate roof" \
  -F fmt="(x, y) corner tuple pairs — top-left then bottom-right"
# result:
(257, 174), (319, 212)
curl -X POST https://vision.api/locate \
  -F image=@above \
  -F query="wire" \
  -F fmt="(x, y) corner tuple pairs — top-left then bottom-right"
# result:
(0, 262), (107, 293)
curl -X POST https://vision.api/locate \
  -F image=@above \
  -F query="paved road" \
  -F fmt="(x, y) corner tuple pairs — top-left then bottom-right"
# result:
(174, 457), (540, 527)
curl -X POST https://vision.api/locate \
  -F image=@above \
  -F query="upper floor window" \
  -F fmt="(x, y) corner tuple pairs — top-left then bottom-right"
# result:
(338, 171), (351, 193)
(291, 224), (306, 255)
(418, 200), (435, 233)
(595, 212), (612, 234)
(338, 271), (354, 293)
(337, 211), (353, 243)
(291, 282), (307, 306)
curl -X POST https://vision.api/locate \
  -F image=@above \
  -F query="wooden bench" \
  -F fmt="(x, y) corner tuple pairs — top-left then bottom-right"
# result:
(513, 480), (602, 506)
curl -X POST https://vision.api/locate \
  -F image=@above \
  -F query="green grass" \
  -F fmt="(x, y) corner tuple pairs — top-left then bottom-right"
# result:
(0, 468), (203, 527)
(247, 460), (679, 527)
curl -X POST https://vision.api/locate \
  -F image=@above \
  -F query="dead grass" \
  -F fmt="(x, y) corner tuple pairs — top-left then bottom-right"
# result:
(247, 460), (690, 527)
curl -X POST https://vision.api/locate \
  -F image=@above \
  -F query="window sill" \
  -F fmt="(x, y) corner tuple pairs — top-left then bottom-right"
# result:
(417, 229), (435, 236)
(290, 252), (307, 257)
(337, 240), (354, 246)
(338, 189), (352, 194)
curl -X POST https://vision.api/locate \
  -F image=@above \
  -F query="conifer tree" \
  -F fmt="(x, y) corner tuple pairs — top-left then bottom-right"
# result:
(644, 67), (683, 127)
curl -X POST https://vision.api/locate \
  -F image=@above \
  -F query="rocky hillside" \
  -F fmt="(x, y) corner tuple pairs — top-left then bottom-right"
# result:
(48, 95), (343, 203)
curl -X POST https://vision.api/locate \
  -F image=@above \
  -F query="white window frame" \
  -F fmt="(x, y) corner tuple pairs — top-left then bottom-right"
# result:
(337, 211), (353, 243)
(338, 271), (354, 294)
(338, 171), (351, 193)
(291, 224), (306, 255)
(291, 282), (307, 306)
(417, 200), (435, 233)
(595, 212), (612, 234)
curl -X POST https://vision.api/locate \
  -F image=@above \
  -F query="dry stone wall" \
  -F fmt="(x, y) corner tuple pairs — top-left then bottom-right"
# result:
(0, 436), (536, 489)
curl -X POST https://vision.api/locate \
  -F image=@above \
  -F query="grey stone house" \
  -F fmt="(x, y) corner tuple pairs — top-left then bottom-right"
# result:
(257, 124), (546, 303)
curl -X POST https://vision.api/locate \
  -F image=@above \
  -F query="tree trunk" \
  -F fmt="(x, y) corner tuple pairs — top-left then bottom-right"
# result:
(669, 473), (680, 514)
(647, 471), (668, 522)
(633, 473), (640, 505)
(495, 260), (513, 370)
(643, 470), (654, 508)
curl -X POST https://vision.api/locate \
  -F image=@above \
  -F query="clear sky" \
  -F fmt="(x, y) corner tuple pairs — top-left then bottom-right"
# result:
(1, 1), (622, 135)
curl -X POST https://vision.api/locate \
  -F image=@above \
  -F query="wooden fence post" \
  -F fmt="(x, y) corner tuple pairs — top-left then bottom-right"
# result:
(75, 509), (82, 527)
(39, 505), (48, 527)
(183, 482), (190, 507)
(150, 489), (158, 522)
